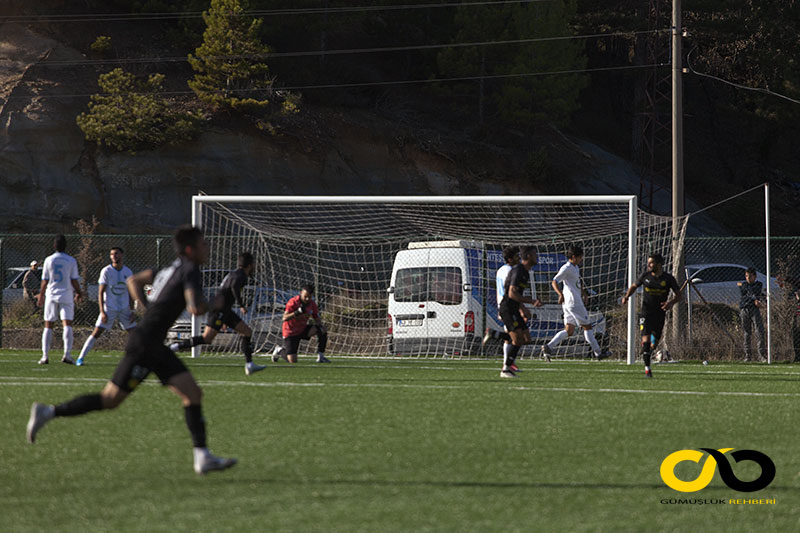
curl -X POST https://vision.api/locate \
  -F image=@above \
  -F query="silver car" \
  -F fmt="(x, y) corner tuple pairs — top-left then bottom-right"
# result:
(685, 263), (780, 307)
(3, 267), (33, 304)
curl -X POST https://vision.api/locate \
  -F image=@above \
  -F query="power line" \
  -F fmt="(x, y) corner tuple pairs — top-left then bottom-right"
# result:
(687, 46), (800, 106)
(0, 1), (554, 24)
(2, 63), (666, 101)
(30, 30), (668, 67)
(688, 183), (766, 218)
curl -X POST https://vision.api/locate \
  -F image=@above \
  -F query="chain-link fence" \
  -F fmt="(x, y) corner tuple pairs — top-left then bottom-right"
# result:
(672, 236), (800, 362)
(0, 234), (170, 352)
(2, 233), (800, 361)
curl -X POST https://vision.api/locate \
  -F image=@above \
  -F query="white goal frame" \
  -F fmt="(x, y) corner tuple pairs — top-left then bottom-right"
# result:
(191, 195), (640, 364)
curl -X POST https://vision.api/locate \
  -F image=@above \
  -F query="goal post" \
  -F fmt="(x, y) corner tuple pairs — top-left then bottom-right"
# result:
(191, 195), (685, 364)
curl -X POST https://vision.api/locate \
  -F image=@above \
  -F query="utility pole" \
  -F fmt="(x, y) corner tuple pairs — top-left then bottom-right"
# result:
(672, 0), (684, 218)
(671, 0), (687, 351)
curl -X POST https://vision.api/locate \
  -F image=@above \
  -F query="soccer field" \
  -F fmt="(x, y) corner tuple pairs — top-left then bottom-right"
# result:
(2, 351), (798, 532)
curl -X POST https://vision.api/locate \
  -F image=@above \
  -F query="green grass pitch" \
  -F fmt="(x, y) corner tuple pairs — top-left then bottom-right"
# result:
(1, 350), (799, 532)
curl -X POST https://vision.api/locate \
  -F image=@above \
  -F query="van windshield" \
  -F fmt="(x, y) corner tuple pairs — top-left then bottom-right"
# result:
(395, 267), (462, 305)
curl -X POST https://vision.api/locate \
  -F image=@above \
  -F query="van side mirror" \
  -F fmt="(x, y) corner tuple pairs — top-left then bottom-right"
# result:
(463, 283), (472, 292)
(387, 286), (395, 294)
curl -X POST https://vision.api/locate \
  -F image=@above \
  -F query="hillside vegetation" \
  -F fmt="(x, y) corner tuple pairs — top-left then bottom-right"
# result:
(1, 1), (799, 234)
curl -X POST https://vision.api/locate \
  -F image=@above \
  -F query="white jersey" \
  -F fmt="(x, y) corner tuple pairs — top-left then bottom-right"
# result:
(553, 261), (584, 310)
(42, 252), (80, 303)
(496, 264), (512, 306)
(98, 264), (133, 312)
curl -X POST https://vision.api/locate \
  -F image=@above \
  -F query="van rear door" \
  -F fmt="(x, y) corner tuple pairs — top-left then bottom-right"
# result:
(391, 248), (430, 351)
(426, 248), (468, 351)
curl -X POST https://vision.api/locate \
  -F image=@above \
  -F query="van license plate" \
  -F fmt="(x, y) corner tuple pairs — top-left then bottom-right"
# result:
(398, 319), (423, 327)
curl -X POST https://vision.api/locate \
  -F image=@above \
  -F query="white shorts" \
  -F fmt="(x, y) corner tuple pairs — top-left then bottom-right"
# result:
(563, 304), (591, 327)
(44, 299), (74, 322)
(95, 308), (137, 330)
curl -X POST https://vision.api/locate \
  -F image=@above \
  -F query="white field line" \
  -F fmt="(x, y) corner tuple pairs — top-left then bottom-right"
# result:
(1, 357), (799, 378)
(1, 376), (799, 397)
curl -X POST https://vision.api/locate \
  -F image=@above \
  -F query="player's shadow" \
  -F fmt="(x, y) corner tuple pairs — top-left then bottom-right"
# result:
(218, 477), (800, 493)
(221, 477), (667, 491)
(691, 374), (800, 384)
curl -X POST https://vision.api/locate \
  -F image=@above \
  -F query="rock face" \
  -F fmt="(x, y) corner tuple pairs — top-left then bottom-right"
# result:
(1, 23), (682, 234)
(0, 25), (525, 232)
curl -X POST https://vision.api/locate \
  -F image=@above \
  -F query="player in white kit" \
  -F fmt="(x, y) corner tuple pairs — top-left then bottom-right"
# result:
(37, 235), (83, 365)
(541, 245), (608, 360)
(77, 247), (137, 366)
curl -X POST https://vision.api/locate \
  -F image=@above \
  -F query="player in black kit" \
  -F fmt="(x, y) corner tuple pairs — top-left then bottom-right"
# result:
(170, 251), (266, 376)
(26, 226), (237, 475)
(497, 246), (542, 378)
(622, 253), (682, 378)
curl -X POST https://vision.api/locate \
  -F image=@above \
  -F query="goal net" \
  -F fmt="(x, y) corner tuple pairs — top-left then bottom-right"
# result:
(191, 196), (686, 363)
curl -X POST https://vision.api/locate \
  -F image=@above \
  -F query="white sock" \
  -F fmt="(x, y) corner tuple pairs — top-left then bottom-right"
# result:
(548, 330), (569, 349)
(42, 328), (53, 359)
(503, 343), (513, 359)
(583, 329), (602, 355)
(63, 326), (74, 357)
(193, 447), (210, 462)
(79, 335), (97, 359)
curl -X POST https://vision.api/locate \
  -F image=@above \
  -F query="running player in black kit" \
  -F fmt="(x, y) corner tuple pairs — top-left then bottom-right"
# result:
(621, 253), (682, 378)
(170, 251), (266, 376)
(26, 226), (237, 475)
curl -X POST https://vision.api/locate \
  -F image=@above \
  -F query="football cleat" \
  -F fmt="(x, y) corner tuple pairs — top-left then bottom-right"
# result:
(500, 367), (517, 379)
(509, 363), (521, 373)
(75, 356), (85, 367)
(245, 362), (267, 376)
(61, 355), (75, 365)
(38, 357), (49, 365)
(482, 328), (493, 346)
(194, 453), (238, 475)
(540, 344), (552, 363)
(272, 345), (286, 363)
(594, 349), (611, 361)
(26, 402), (54, 444)
(316, 354), (331, 363)
(645, 369), (653, 378)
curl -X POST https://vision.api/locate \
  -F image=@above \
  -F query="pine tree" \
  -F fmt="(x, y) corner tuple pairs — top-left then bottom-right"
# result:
(76, 68), (200, 152)
(495, 1), (587, 126)
(437, 0), (587, 127)
(188, 0), (273, 111)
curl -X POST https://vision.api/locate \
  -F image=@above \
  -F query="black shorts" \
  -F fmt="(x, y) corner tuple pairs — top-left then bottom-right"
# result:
(499, 303), (528, 332)
(206, 308), (242, 331)
(283, 325), (317, 354)
(639, 312), (666, 341)
(111, 331), (189, 392)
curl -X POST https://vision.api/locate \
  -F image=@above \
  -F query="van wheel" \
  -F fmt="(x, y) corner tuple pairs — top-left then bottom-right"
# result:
(386, 336), (395, 355)
(460, 336), (482, 357)
(596, 332), (610, 350)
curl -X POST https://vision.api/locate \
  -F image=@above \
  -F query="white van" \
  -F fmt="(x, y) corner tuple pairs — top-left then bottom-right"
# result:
(386, 241), (606, 356)
(387, 241), (483, 356)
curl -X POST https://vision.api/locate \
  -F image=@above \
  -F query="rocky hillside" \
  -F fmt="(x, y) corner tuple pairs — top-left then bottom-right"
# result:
(0, 23), (764, 236)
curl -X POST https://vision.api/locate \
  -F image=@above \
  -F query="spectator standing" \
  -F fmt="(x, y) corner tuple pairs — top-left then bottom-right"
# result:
(737, 267), (766, 362)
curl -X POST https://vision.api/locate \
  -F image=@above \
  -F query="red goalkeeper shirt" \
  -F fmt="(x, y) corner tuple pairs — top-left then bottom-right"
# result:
(282, 295), (320, 338)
